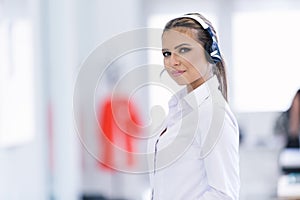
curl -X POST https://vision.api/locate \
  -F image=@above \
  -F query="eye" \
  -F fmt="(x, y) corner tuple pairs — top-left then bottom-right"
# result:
(179, 47), (191, 53)
(162, 51), (171, 57)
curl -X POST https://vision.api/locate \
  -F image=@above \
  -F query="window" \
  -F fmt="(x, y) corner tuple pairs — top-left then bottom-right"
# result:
(233, 11), (300, 112)
(0, 18), (35, 147)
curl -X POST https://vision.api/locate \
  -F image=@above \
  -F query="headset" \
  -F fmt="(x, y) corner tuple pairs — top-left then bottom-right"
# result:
(177, 14), (222, 64)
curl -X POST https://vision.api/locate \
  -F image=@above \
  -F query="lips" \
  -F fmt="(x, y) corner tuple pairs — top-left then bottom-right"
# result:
(171, 70), (186, 77)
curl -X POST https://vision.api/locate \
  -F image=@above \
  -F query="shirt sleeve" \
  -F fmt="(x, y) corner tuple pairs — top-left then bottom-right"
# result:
(202, 114), (240, 200)
(200, 186), (234, 200)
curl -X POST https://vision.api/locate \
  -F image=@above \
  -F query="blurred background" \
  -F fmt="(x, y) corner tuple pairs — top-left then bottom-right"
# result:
(1, 0), (300, 199)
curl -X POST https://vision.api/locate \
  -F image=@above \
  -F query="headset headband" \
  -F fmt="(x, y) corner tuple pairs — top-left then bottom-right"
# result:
(176, 14), (222, 63)
(180, 14), (209, 29)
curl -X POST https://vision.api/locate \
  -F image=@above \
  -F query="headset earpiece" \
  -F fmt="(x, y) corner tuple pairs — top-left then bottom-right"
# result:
(178, 14), (222, 64)
(204, 40), (215, 64)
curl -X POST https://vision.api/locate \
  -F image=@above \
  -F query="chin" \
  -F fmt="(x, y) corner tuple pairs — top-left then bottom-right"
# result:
(171, 76), (190, 86)
(174, 80), (188, 86)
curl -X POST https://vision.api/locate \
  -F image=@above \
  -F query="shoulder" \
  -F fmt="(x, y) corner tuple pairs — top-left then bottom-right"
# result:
(194, 93), (239, 146)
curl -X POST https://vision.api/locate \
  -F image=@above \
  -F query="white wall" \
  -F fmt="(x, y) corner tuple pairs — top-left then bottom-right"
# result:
(74, 0), (150, 199)
(44, 0), (150, 199)
(0, 0), (48, 199)
(0, 0), (149, 199)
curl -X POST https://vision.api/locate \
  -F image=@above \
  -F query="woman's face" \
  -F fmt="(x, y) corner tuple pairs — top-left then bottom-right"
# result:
(162, 29), (210, 88)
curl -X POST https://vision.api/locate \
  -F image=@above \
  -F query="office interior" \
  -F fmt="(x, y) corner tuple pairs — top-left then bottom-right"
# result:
(1, 0), (300, 199)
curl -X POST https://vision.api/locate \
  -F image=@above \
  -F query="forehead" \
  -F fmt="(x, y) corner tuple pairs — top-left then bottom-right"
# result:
(162, 28), (199, 48)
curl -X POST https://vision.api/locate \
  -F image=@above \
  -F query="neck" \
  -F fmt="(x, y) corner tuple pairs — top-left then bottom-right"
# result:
(187, 74), (213, 93)
(187, 63), (214, 93)
(187, 77), (205, 93)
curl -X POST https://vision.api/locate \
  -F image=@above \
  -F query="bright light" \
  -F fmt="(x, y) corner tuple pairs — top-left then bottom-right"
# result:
(233, 11), (300, 112)
(0, 19), (35, 147)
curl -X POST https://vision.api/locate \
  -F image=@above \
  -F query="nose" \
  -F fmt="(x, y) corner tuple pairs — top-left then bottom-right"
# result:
(169, 53), (180, 67)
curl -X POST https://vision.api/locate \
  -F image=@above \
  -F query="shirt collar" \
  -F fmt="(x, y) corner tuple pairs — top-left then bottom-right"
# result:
(168, 75), (220, 110)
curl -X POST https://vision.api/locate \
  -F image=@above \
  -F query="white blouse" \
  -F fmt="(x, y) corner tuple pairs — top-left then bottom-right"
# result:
(149, 76), (240, 200)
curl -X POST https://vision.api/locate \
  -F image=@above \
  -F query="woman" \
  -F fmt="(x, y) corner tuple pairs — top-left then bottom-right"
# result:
(287, 89), (300, 148)
(150, 13), (240, 199)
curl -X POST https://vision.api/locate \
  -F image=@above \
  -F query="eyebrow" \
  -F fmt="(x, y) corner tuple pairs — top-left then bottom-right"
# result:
(162, 43), (192, 52)
(175, 43), (191, 49)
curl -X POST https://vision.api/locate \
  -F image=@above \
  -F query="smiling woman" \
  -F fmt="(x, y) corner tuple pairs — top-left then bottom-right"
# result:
(162, 31), (212, 92)
(149, 13), (240, 200)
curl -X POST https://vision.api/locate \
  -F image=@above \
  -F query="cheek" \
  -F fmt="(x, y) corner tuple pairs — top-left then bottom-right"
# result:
(184, 55), (208, 75)
(184, 54), (201, 69)
(163, 57), (170, 68)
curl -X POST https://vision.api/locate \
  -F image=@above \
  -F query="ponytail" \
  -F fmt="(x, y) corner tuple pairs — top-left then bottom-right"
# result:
(214, 59), (228, 101)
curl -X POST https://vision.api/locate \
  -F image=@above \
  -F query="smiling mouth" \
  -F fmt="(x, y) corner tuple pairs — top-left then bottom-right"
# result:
(171, 70), (186, 77)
